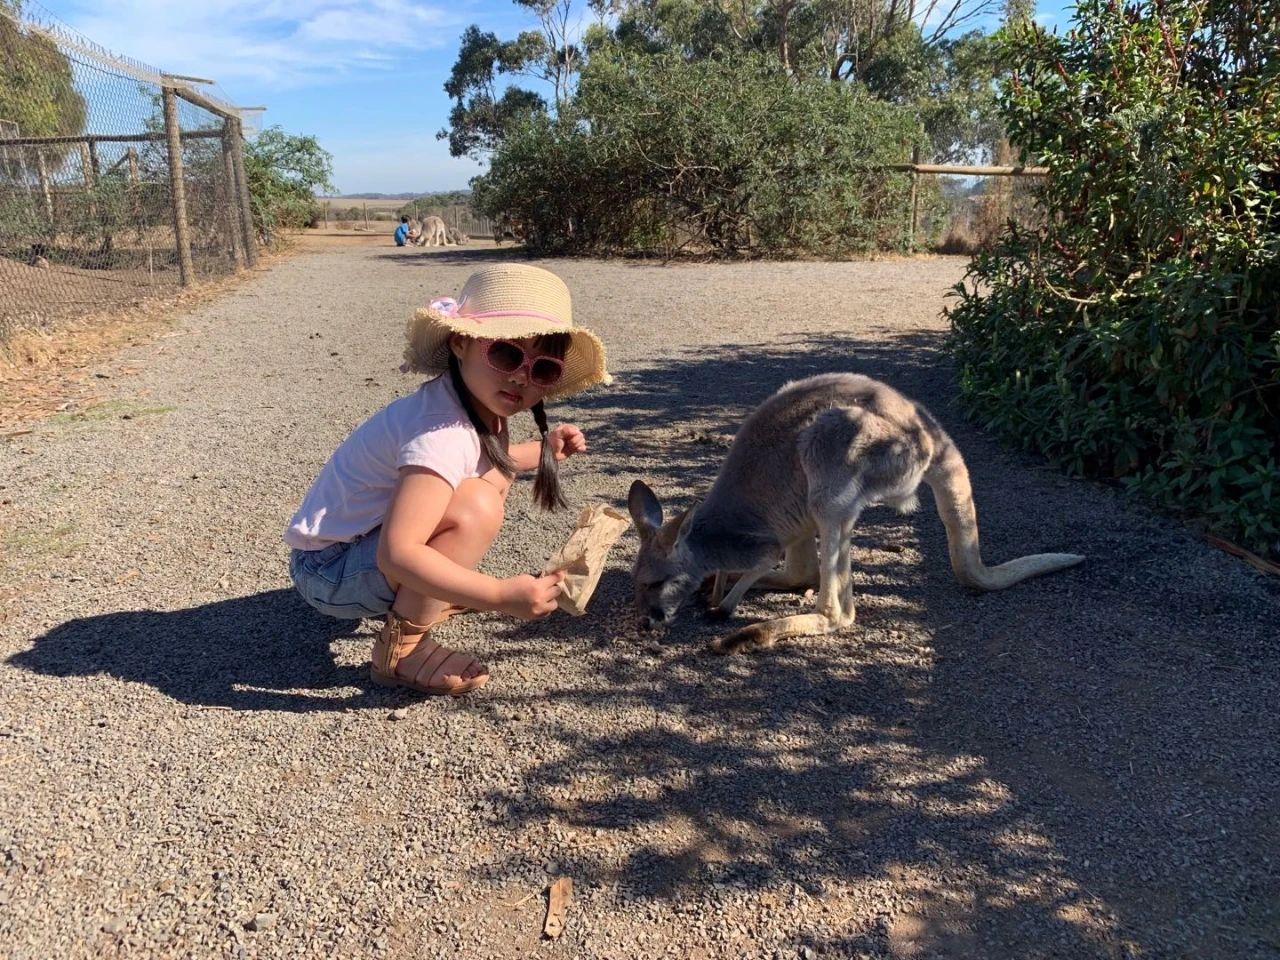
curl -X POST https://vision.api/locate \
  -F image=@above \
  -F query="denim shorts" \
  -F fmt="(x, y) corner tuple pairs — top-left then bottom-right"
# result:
(289, 528), (397, 620)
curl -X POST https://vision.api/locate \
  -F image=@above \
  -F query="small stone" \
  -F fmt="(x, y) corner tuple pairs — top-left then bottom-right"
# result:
(388, 708), (409, 721)
(103, 918), (127, 935)
(246, 913), (276, 932)
(799, 947), (817, 960)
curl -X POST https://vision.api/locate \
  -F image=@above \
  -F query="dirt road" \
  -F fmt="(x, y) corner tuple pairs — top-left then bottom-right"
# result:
(1, 242), (1276, 959)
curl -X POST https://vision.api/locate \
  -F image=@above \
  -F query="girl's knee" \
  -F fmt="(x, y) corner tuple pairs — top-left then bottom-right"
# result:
(449, 478), (505, 540)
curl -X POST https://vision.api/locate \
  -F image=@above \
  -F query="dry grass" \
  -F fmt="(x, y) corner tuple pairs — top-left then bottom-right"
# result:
(317, 197), (411, 213)
(0, 247), (293, 430)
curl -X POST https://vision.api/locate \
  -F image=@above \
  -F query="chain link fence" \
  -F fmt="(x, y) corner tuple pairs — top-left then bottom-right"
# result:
(0, 5), (259, 340)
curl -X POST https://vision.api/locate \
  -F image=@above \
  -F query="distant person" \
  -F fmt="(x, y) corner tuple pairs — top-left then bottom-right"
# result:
(283, 265), (610, 696)
(394, 215), (411, 247)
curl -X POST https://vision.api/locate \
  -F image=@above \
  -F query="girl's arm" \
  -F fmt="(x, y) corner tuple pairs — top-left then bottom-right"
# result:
(509, 423), (587, 473)
(376, 467), (561, 619)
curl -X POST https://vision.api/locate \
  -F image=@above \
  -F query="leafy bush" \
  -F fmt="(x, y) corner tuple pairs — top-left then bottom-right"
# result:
(947, 0), (1280, 549)
(472, 51), (921, 256)
(243, 126), (334, 240)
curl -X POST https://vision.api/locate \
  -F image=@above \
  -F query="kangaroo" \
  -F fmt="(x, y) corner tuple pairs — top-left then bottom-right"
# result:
(414, 215), (449, 247)
(628, 373), (1084, 654)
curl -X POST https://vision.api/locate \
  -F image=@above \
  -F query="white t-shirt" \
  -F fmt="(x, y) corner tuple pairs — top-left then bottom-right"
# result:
(284, 375), (494, 551)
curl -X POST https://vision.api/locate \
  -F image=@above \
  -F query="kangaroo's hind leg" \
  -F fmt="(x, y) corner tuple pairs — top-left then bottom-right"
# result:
(814, 515), (860, 629)
(709, 534), (848, 654)
(800, 404), (876, 632)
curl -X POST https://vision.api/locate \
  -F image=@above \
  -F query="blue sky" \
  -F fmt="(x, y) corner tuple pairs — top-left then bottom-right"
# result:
(35, 0), (1077, 194)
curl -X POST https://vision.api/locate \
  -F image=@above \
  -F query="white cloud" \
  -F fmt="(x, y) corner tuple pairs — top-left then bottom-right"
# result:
(52, 0), (462, 90)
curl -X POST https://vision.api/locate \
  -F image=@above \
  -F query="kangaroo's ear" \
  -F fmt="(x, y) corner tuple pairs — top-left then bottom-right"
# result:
(628, 480), (664, 538)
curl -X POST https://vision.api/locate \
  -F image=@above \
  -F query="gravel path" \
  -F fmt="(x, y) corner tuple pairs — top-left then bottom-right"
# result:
(2, 243), (1277, 960)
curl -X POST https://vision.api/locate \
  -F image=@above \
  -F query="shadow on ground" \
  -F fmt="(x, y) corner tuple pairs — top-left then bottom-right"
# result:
(490, 332), (1279, 958)
(10, 589), (380, 712)
(372, 247), (530, 267)
(11, 331), (1276, 956)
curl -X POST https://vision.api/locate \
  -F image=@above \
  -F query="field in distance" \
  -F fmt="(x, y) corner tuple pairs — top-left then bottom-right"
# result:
(318, 197), (414, 214)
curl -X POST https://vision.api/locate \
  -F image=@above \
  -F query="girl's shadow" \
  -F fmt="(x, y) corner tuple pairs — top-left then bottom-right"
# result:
(10, 589), (380, 712)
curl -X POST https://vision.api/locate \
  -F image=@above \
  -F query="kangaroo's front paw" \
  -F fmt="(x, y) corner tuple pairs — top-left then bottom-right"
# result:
(707, 603), (734, 620)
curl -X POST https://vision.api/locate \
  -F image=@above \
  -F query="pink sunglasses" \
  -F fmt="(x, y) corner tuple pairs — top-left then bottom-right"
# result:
(479, 338), (566, 387)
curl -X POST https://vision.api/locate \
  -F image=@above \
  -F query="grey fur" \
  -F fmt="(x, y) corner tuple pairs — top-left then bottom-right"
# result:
(628, 373), (1085, 653)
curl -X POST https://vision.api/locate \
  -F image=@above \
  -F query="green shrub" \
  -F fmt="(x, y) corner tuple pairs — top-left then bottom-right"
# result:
(947, 0), (1280, 549)
(472, 50), (921, 256)
(243, 127), (333, 239)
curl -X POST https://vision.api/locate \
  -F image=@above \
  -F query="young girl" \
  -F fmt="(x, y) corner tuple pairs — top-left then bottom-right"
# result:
(284, 264), (610, 696)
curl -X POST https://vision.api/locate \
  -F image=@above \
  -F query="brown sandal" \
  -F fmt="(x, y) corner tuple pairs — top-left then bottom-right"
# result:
(371, 610), (490, 697)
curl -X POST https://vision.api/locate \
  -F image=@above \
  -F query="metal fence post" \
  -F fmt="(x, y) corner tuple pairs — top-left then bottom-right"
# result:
(162, 87), (194, 286)
(228, 117), (257, 266)
(220, 122), (244, 267)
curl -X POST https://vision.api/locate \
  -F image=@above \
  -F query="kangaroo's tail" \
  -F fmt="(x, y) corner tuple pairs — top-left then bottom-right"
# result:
(924, 440), (1084, 591)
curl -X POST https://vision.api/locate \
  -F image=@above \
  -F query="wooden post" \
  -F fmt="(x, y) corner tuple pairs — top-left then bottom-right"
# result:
(35, 149), (54, 222)
(86, 138), (114, 255)
(909, 146), (922, 252)
(162, 87), (195, 286)
(126, 148), (144, 241)
(221, 123), (244, 267)
(323, 200), (328, 229)
(362, 201), (368, 231)
(79, 140), (99, 240)
(227, 117), (258, 266)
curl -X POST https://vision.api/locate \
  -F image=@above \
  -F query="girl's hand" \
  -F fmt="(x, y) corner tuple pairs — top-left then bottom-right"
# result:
(549, 424), (587, 462)
(497, 571), (565, 620)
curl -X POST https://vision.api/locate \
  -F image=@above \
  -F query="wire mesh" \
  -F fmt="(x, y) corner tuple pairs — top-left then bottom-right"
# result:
(0, 5), (255, 339)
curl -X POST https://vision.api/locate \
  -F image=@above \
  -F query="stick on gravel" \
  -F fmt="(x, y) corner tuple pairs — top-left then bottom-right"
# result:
(543, 876), (573, 939)
(541, 504), (631, 615)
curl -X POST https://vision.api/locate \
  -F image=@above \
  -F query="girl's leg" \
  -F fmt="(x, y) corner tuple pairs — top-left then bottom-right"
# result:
(379, 474), (509, 686)
(388, 476), (507, 624)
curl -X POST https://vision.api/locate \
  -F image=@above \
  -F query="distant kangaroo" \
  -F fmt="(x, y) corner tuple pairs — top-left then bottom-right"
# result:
(414, 215), (449, 247)
(628, 373), (1084, 654)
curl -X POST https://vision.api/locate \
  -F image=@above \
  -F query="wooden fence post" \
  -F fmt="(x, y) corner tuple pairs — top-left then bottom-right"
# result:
(162, 87), (195, 286)
(126, 147), (144, 241)
(86, 138), (114, 255)
(78, 140), (99, 245)
(909, 145), (921, 252)
(220, 123), (244, 267)
(35, 149), (54, 222)
(362, 201), (368, 231)
(227, 117), (258, 266)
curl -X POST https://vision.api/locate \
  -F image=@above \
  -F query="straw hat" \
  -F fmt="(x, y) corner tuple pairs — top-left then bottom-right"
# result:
(404, 264), (611, 400)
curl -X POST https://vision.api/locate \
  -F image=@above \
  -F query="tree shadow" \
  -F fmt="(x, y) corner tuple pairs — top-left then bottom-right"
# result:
(473, 333), (1280, 957)
(371, 246), (531, 267)
(9, 589), (384, 712)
